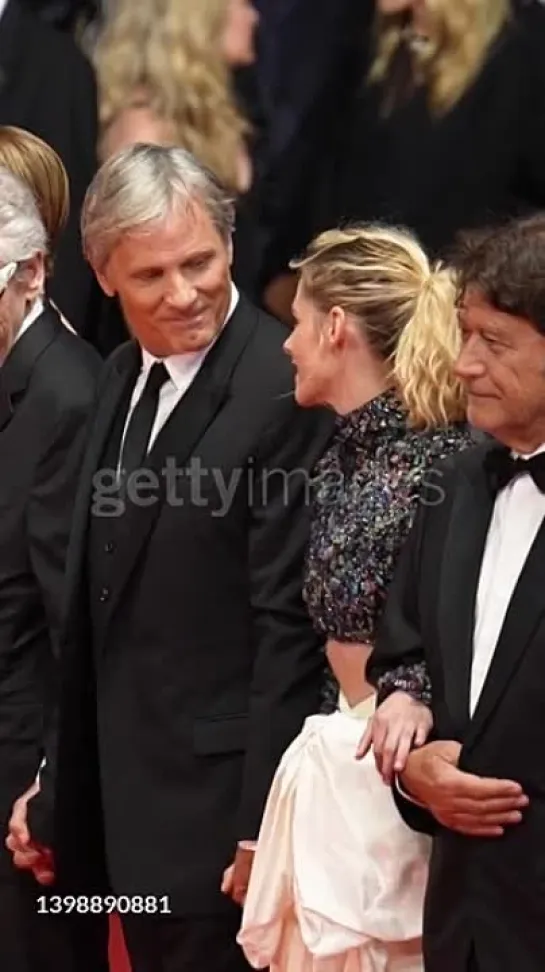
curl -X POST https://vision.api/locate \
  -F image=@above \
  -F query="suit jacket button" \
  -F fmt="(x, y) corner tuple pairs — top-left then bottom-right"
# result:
(99, 587), (110, 602)
(104, 541), (115, 554)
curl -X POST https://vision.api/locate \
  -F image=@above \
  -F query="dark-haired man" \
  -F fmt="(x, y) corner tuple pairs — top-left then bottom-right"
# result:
(367, 215), (545, 972)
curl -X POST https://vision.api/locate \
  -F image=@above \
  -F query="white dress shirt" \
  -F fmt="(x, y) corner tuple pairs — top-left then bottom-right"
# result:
(470, 445), (545, 713)
(119, 283), (239, 457)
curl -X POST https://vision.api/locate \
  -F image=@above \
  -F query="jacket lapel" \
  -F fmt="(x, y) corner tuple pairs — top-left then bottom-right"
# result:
(438, 456), (495, 738)
(101, 299), (259, 628)
(0, 305), (63, 427)
(465, 515), (545, 750)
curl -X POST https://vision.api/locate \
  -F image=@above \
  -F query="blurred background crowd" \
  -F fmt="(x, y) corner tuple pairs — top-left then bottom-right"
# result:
(5, 0), (545, 354)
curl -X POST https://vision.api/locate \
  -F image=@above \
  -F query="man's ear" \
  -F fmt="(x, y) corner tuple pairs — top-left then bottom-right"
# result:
(94, 262), (116, 298)
(23, 253), (46, 300)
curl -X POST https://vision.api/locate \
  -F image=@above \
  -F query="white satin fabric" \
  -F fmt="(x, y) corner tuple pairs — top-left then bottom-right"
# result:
(238, 703), (430, 971)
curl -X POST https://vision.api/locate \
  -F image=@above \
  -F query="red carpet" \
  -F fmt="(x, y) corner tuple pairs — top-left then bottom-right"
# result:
(109, 917), (131, 972)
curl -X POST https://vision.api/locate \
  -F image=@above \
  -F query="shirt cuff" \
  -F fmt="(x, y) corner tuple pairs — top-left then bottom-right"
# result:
(34, 757), (46, 786)
(395, 774), (426, 808)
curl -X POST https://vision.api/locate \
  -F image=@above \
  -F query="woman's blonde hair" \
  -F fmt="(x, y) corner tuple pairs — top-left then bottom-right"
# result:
(370, 0), (510, 114)
(0, 126), (69, 274)
(291, 224), (466, 429)
(94, 0), (248, 192)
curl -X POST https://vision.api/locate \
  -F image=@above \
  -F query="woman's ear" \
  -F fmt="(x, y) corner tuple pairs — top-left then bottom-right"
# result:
(325, 305), (348, 349)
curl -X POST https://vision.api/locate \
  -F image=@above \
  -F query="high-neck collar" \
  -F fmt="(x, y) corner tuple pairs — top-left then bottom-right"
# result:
(335, 388), (408, 449)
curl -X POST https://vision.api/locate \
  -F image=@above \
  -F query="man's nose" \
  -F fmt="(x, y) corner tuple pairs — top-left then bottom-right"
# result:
(165, 275), (197, 307)
(454, 336), (485, 380)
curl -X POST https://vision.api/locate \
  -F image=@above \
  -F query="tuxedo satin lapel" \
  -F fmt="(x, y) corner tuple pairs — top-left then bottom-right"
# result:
(64, 344), (140, 626)
(102, 301), (258, 628)
(438, 463), (494, 737)
(465, 517), (545, 750)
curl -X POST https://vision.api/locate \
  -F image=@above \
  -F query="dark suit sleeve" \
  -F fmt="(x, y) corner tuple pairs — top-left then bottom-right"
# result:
(367, 501), (437, 836)
(27, 402), (92, 651)
(25, 392), (95, 847)
(236, 402), (331, 839)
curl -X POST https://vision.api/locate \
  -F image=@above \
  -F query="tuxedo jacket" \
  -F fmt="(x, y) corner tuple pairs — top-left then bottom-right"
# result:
(368, 442), (545, 972)
(0, 304), (100, 874)
(36, 296), (333, 914)
(0, 0), (98, 332)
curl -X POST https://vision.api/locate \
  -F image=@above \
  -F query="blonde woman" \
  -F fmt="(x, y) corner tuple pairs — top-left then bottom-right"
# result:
(94, 0), (258, 194)
(333, 0), (545, 255)
(260, 0), (545, 324)
(236, 225), (472, 971)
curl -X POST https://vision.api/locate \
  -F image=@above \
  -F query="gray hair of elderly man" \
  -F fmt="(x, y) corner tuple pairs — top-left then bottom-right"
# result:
(0, 165), (47, 268)
(82, 143), (237, 271)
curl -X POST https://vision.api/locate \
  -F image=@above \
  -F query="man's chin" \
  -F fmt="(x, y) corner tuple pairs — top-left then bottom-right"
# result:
(467, 399), (498, 436)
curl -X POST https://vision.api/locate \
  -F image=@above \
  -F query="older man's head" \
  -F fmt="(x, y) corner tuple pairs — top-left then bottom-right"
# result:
(0, 166), (47, 361)
(82, 144), (236, 358)
(454, 215), (545, 454)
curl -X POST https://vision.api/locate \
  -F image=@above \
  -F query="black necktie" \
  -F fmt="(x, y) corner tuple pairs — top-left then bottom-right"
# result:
(119, 362), (169, 481)
(483, 446), (545, 495)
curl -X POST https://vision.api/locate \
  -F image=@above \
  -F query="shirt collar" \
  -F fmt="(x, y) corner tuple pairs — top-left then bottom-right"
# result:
(140, 282), (239, 389)
(12, 296), (44, 345)
(512, 444), (545, 460)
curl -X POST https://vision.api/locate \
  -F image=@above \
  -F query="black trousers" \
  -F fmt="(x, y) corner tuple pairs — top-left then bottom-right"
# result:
(122, 913), (252, 972)
(0, 872), (109, 972)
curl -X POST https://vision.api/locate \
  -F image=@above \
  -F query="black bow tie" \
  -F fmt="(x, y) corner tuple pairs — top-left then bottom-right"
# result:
(483, 447), (545, 494)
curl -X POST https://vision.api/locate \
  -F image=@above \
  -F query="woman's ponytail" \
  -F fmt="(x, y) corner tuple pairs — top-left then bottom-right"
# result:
(393, 263), (466, 428)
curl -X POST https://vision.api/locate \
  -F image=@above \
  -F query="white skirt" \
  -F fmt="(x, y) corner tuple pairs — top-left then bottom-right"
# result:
(238, 703), (430, 972)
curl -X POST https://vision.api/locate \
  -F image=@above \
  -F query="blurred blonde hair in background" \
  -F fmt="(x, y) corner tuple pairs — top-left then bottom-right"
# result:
(370, 0), (511, 114)
(94, 0), (248, 191)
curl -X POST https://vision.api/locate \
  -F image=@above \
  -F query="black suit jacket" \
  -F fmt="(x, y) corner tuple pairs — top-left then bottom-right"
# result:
(368, 443), (545, 972)
(0, 0), (97, 332)
(0, 304), (100, 874)
(38, 297), (333, 913)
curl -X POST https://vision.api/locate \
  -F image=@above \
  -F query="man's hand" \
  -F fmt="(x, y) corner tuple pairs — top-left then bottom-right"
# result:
(356, 691), (433, 783)
(400, 740), (529, 837)
(6, 781), (55, 885)
(221, 845), (255, 906)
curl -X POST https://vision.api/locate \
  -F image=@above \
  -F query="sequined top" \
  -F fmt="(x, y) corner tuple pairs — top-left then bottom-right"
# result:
(303, 390), (473, 707)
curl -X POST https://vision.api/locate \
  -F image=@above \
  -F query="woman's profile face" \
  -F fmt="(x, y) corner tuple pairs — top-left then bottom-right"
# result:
(283, 282), (338, 409)
(222, 0), (259, 67)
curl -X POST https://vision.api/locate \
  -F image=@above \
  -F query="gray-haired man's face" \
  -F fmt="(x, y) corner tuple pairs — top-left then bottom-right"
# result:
(0, 254), (45, 364)
(96, 200), (233, 358)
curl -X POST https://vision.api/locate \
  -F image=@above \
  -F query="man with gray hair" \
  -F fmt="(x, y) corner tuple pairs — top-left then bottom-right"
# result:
(12, 144), (332, 971)
(0, 167), (106, 971)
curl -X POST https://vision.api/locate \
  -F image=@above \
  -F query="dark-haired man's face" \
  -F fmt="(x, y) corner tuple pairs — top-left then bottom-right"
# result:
(455, 288), (545, 452)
